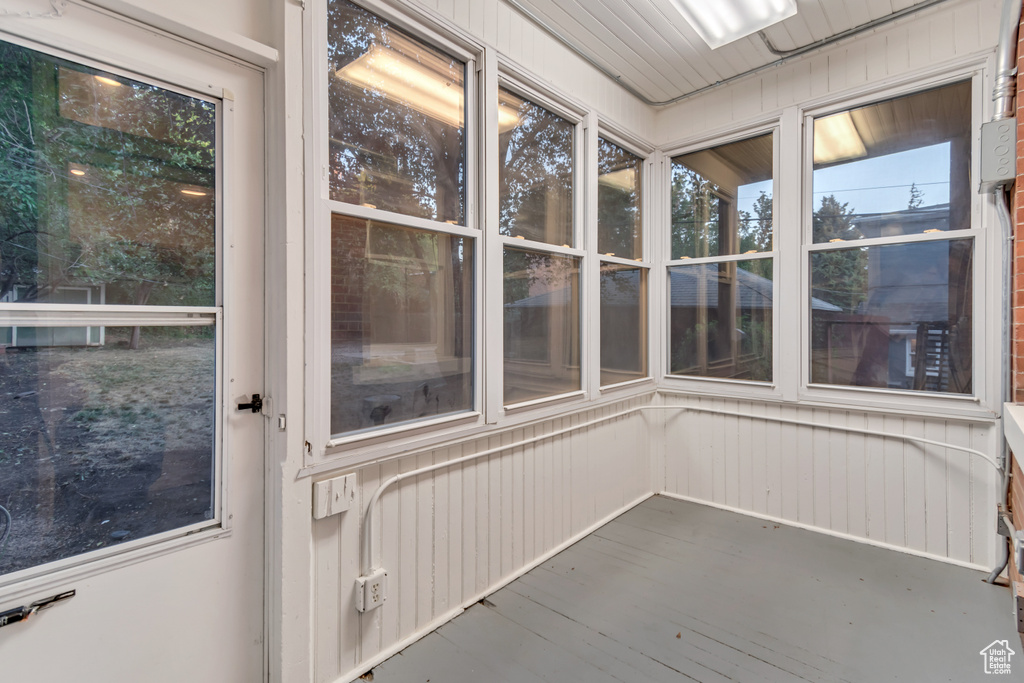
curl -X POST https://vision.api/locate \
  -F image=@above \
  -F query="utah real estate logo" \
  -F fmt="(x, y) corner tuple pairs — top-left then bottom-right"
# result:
(980, 640), (1015, 675)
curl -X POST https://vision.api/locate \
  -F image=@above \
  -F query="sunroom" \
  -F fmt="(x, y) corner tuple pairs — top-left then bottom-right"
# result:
(0, 0), (1022, 681)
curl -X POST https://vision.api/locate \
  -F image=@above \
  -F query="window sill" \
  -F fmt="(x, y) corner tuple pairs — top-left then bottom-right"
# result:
(503, 390), (586, 415)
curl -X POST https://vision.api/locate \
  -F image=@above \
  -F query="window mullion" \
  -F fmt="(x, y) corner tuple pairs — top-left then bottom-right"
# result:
(482, 46), (503, 425)
(584, 112), (600, 399)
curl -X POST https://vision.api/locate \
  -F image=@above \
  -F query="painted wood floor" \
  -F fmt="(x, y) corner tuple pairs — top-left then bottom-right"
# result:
(369, 495), (1018, 682)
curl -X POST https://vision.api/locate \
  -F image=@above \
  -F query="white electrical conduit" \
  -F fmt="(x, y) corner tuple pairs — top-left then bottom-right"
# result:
(359, 404), (1001, 576)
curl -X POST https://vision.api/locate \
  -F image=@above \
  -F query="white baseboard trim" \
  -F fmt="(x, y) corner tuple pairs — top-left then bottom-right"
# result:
(658, 491), (991, 573)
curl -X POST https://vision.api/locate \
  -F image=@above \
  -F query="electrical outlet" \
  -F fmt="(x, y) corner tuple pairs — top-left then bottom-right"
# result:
(355, 569), (387, 612)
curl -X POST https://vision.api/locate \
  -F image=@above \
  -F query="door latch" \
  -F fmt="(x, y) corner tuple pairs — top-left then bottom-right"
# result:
(237, 394), (263, 413)
(0, 590), (75, 629)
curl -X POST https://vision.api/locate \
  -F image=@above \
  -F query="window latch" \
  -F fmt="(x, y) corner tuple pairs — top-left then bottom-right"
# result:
(237, 394), (263, 414)
(0, 590), (75, 629)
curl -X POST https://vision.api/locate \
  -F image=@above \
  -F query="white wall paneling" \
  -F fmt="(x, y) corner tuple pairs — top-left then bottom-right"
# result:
(658, 393), (1000, 570)
(315, 394), (654, 683)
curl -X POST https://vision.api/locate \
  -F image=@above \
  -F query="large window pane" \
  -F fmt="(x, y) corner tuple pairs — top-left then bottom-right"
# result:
(671, 133), (773, 260)
(0, 40), (216, 307)
(812, 81), (970, 243)
(598, 138), (642, 259)
(328, 0), (465, 224)
(503, 248), (580, 404)
(810, 239), (972, 393)
(330, 215), (473, 435)
(669, 259), (773, 381)
(499, 89), (574, 246)
(0, 326), (214, 576)
(600, 264), (647, 386)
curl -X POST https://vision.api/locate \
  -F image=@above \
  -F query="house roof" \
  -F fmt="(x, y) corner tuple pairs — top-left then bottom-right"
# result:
(505, 266), (842, 311)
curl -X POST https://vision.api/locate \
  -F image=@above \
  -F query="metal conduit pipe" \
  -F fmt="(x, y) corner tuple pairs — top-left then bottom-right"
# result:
(983, 0), (1022, 584)
(993, 0), (1023, 121)
(990, 195), (1016, 584)
(359, 404), (1001, 578)
(503, 0), (955, 108)
(756, 0), (949, 59)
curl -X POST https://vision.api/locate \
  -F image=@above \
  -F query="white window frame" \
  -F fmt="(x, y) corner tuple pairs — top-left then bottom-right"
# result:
(0, 31), (232, 588)
(659, 121), (783, 401)
(592, 125), (655, 394)
(794, 64), (997, 418)
(485, 61), (590, 422)
(307, 0), (488, 463)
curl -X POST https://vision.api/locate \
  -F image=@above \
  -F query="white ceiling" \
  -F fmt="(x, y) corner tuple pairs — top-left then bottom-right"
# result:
(504, 0), (947, 104)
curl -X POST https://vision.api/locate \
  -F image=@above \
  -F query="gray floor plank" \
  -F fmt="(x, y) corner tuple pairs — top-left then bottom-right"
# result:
(368, 496), (1019, 682)
(486, 589), (688, 683)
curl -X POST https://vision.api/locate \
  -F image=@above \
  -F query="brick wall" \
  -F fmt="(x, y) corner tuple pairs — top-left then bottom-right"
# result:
(1009, 5), (1024, 640)
(1016, 9), (1024, 403)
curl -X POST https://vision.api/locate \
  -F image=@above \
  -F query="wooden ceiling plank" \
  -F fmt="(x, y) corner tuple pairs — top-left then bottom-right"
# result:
(799, 0), (837, 42)
(587, 0), (701, 93)
(644, 0), (733, 84)
(514, 0), (672, 100)
(864, 0), (896, 21)
(818, 0), (853, 35)
(842, 0), (873, 28)
(890, 0), (920, 11)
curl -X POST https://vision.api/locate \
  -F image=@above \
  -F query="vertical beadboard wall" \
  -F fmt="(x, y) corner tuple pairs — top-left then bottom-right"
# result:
(658, 393), (999, 569)
(316, 395), (653, 683)
(410, 0), (653, 134)
(654, 0), (999, 143)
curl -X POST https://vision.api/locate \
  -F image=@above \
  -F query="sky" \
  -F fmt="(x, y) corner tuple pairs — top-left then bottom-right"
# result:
(736, 142), (952, 218)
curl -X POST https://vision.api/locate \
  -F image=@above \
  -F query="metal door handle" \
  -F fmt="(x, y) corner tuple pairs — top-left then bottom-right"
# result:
(237, 394), (263, 413)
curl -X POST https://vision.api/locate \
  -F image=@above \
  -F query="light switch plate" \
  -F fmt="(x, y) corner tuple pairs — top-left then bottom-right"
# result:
(312, 473), (357, 519)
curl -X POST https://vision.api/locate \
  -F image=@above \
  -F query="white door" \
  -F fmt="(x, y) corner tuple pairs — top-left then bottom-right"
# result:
(0, 7), (265, 681)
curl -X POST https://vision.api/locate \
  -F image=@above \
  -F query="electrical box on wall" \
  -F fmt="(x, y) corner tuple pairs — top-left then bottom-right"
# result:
(979, 118), (1017, 193)
(355, 568), (387, 612)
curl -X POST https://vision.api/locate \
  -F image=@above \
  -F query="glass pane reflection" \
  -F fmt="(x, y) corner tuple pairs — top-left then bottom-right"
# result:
(671, 133), (773, 260)
(812, 81), (971, 243)
(328, 0), (466, 224)
(330, 215), (474, 436)
(810, 239), (972, 393)
(0, 40), (217, 307)
(499, 89), (574, 247)
(600, 264), (647, 386)
(669, 259), (773, 381)
(0, 326), (215, 576)
(597, 138), (642, 260)
(503, 248), (580, 404)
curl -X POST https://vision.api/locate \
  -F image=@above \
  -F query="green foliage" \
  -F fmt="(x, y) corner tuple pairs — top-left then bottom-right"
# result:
(0, 40), (217, 311)
(738, 190), (773, 253)
(670, 165), (719, 259)
(907, 182), (923, 210)
(596, 138), (641, 258)
(327, 0), (464, 223)
(810, 194), (867, 312)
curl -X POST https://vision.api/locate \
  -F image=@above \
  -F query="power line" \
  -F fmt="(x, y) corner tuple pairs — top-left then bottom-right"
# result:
(813, 180), (948, 195)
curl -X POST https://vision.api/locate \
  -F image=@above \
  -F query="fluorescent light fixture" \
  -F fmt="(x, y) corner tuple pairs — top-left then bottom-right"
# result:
(598, 168), (637, 193)
(180, 189), (208, 197)
(94, 75), (122, 87)
(336, 41), (465, 129)
(813, 111), (867, 165)
(668, 0), (797, 49)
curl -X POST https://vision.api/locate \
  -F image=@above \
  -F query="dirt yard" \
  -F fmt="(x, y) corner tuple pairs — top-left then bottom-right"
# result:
(0, 328), (215, 576)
